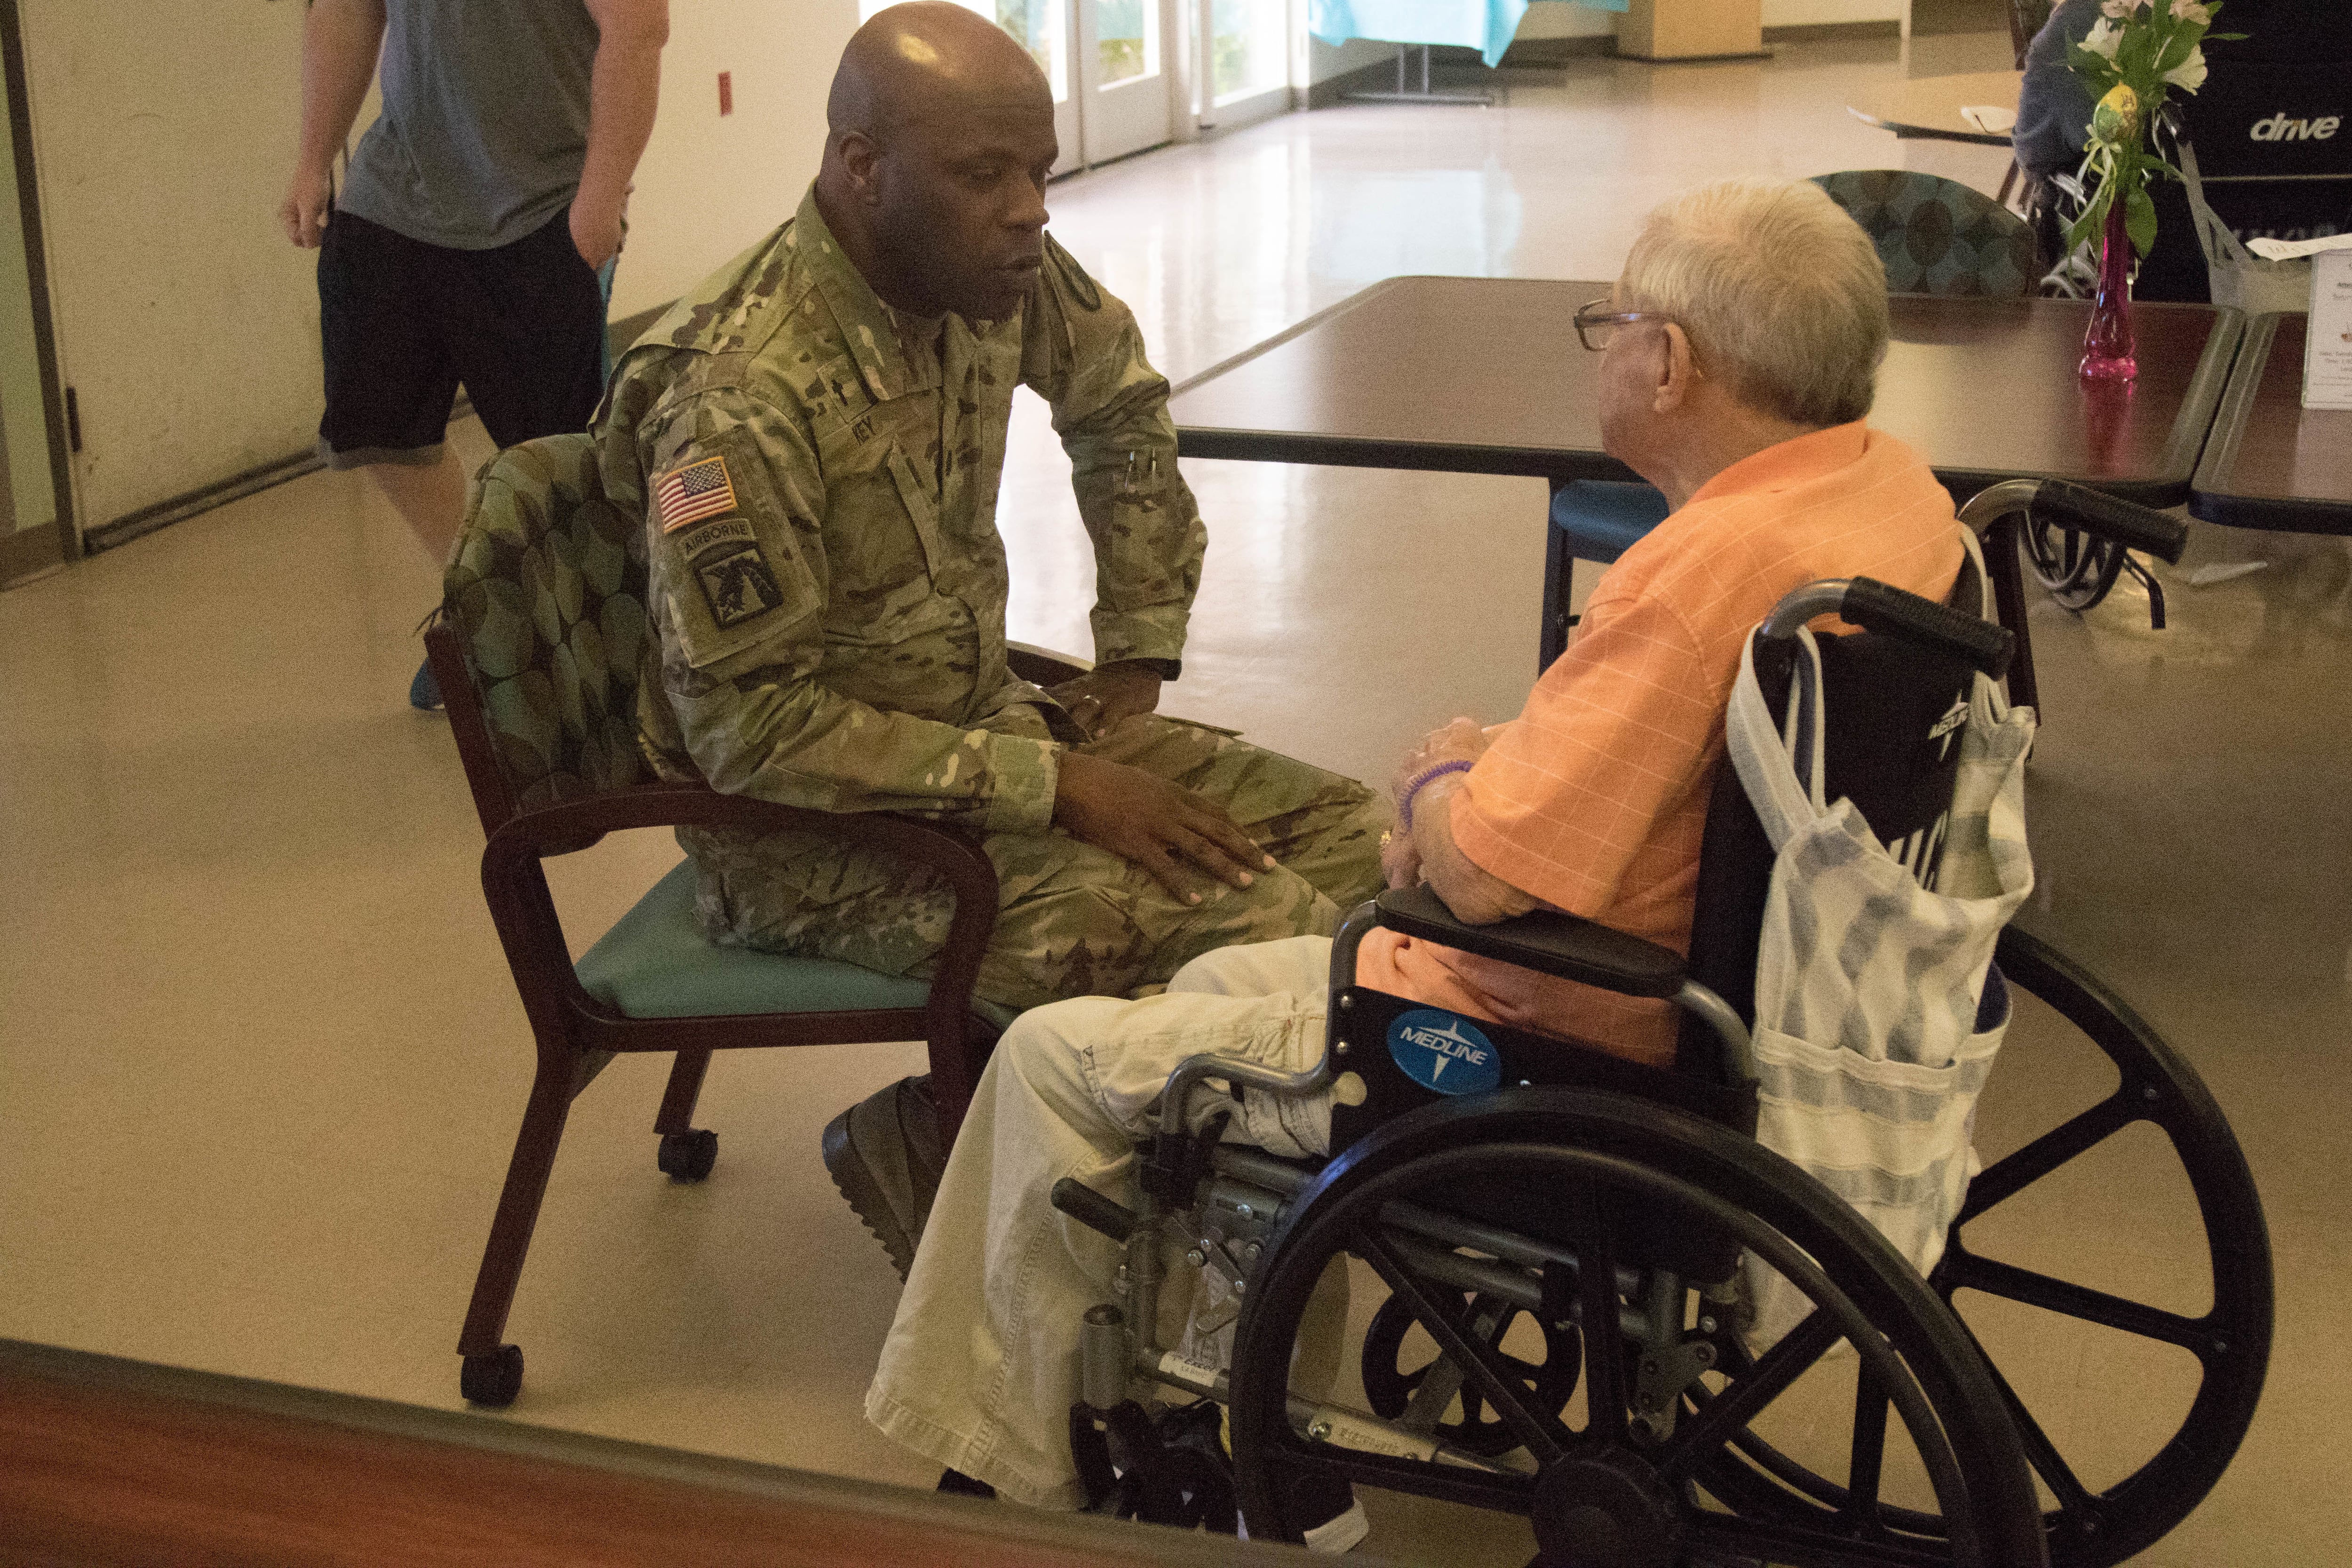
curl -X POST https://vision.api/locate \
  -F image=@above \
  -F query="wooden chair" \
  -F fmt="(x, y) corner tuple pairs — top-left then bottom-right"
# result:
(427, 432), (1074, 1409)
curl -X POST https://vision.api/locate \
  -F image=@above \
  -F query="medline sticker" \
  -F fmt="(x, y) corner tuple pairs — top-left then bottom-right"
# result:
(1387, 1010), (1501, 1096)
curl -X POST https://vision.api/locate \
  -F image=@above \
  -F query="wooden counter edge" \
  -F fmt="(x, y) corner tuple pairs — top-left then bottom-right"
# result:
(0, 1338), (1359, 1567)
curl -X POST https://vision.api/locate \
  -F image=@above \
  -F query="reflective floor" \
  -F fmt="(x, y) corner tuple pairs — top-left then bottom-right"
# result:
(4, 32), (2345, 1565)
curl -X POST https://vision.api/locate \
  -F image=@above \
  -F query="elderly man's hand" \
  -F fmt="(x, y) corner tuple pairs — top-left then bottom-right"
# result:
(1390, 716), (1493, 810)
(1053, 751), (1275, 902)
(1049, 660), (1164, 740)
(1381, 828), (1423, 890)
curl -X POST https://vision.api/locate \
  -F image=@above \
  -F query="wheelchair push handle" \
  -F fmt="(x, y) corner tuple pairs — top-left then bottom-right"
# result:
(1839, 577), (2016, 679)
(2026, 480), (2189, 564)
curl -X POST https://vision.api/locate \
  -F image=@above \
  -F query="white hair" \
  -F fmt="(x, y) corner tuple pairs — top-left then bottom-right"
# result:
(1620, 179), (1889, 428)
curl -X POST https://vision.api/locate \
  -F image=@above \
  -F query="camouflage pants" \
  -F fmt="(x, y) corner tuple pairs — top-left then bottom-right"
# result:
(679, 713), (1387, 1012)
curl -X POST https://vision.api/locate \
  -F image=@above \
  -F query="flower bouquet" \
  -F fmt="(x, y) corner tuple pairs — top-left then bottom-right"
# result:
(2062, 0), (2241, 377)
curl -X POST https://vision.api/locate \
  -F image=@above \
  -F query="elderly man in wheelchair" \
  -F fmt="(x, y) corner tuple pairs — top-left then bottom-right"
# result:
(857, 179), (2273, 1567)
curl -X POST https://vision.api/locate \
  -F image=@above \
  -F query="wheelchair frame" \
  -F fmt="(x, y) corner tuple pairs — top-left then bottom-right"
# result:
(1049, 514), (2271, 1568)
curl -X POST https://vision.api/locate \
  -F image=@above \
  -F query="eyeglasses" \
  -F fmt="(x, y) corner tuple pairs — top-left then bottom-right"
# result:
(1573, 297), (1670, 352)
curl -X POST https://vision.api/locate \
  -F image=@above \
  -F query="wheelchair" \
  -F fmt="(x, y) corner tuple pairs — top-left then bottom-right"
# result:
(1046, 486), (2272, 1568)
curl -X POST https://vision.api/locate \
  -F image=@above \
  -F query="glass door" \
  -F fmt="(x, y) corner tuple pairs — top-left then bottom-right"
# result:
(985, 0), (1084, 174)
(862, 1), (1184, 170)
(860, 1), (1082, 173)
(1075, 0), (1174, 164)
(1207, 0), (1290, 111)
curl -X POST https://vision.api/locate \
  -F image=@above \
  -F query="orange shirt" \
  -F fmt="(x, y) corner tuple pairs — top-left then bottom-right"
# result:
(1357, 422), (1963, 1067)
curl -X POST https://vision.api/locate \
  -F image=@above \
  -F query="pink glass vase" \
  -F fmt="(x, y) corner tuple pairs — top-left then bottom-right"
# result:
(2080, 199), (2137, 382)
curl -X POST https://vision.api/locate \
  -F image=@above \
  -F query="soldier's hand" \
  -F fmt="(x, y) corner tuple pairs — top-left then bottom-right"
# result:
(1053, 752), (1276, 903)
(281, 165), (333, 248)
(1048, 661), (1164, 740)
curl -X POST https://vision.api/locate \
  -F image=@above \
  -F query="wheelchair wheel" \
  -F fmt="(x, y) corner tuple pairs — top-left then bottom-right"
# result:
(1361, 1288), (1581, 1457)
(1699, 929), (2273, 1567)
(1227, 1088), (2048, 1567)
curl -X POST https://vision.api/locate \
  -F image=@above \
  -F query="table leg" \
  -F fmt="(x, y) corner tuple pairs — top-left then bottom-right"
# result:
(1541, 483), (1572, 675)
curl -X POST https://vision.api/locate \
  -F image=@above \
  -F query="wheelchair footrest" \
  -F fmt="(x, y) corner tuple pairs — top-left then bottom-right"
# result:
(1069, 1398), (1237, 1533)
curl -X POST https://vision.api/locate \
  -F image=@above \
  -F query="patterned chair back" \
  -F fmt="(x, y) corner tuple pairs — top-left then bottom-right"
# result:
(441, 432), (653, 817)
(1812, 171), (2042, 298)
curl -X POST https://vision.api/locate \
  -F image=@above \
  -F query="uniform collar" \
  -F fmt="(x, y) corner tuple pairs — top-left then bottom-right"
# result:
(791, 186), (945, 404)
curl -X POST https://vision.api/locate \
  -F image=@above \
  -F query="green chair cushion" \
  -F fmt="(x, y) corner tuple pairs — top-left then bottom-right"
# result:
(577, 860), (1018, 1030)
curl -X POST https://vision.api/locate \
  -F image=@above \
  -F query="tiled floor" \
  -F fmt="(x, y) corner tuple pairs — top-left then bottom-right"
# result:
(4, 32), (2345, 1564)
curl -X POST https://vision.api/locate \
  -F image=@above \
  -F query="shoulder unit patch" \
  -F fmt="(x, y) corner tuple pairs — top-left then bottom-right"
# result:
(694, 541), (785, 630)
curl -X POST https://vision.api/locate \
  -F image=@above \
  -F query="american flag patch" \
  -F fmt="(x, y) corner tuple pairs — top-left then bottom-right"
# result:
(655, 454), (739, 533)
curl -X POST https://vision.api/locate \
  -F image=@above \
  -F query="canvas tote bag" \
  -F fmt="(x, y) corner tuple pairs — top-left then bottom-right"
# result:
(1726, 539), (2037, 1344)
(2180, 140), (2316, 316)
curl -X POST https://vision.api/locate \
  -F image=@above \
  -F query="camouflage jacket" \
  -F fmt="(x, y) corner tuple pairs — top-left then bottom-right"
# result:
(591, 186), (1207, 835)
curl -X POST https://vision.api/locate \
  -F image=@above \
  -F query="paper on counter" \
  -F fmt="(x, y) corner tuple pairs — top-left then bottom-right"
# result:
(2248, 234), (2352, 261)
(2306, 250), (2352, 411)
(1960, 105), (2017, 135)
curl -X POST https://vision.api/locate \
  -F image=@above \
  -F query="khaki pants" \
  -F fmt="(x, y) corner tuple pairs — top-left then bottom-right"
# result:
(865, 936), (1342, 1508)
(683, 715), (1385, 1011)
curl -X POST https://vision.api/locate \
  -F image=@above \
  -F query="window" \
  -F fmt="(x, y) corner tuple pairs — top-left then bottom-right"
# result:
(856, 1), (1070, 103)
(1210, 0), (1287, 104)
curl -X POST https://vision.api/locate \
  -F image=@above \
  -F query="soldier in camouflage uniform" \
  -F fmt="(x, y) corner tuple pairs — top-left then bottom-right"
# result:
(590, 4), (1383, 1280)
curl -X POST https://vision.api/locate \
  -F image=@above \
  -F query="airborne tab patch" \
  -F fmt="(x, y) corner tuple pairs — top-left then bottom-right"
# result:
(655, 454), (739, 533)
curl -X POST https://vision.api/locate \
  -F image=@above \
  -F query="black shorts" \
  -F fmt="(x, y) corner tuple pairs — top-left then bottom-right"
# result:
(316, 208), (608, 465)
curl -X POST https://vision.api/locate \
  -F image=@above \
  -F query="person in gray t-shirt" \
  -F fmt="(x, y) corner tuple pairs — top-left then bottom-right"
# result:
(278, 0), (668, 709)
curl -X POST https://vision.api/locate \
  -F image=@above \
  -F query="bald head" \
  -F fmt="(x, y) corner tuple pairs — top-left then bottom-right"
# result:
(828, 2), (1052, 144)
(814, 3), (1059, 323)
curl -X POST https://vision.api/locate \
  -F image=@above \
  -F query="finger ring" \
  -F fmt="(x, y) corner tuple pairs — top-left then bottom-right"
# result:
(1379, 830), (1393, 847)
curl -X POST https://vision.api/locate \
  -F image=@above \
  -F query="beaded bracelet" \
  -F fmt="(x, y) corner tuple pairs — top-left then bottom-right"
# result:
(1396, 760), (1474, 833)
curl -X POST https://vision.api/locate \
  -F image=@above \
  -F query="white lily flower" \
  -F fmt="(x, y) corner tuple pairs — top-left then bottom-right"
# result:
(2164, 49), (2209, 91)
(2174, 2), (2213, 23)
(2099, 0), (2147, 16)
(2083, 19), (2124, 57)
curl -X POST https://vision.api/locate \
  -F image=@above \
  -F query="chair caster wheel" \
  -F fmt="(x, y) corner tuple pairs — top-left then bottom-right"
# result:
(461, 1344), (523, 1407)
(658, 1128), (718, 1182)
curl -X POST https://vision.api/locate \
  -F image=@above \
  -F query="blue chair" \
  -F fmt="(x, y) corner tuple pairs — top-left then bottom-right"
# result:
(1542, 478), (1674, 664)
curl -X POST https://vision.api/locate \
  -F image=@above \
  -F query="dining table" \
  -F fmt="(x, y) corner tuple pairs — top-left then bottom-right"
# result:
(1167, 275), (2244, 709)
(1845, 68), (2023, 147)
(2190, 310), (2352, 536)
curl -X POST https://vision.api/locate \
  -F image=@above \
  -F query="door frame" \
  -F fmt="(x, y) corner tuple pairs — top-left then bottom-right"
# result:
(0, 0), (76, 564)
(1072, 0), (1180, 167)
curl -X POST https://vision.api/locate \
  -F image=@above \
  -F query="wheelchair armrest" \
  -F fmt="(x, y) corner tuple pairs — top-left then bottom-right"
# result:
(1373, 884), (1687, 1000)
(1007, 641), (1093, 687)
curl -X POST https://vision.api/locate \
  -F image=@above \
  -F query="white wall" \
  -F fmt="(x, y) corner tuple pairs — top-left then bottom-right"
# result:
(13, 1), (856, 530)
(1521, 2), (1618, 40)
(612, 0), (858, 318)
(0, 52), (53, 534)
(1762, 0), (1907, 24)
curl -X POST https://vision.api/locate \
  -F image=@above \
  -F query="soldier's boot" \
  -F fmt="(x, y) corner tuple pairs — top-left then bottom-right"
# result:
(821, 1074), (945, 1280)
